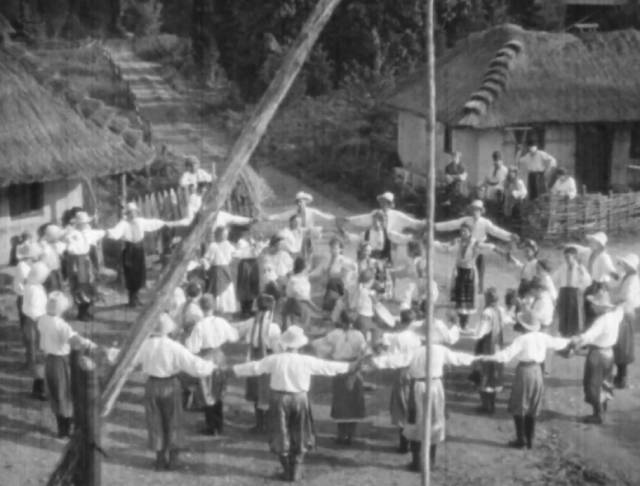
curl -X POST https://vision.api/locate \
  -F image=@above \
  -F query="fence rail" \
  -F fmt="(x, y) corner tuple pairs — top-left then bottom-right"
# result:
(521, 191), (640, 242)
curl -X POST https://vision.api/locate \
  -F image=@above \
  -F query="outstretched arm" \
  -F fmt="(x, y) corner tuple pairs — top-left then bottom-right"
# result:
(309, 207), (337, 224)
(434, 217), (466, 233)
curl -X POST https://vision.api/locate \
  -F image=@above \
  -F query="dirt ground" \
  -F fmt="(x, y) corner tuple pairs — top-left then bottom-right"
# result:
(1, 175), (640, 486)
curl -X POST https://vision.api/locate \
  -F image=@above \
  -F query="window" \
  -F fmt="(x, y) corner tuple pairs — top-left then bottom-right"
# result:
(8, 182), (45, 218)
(629, 123), (640, 159)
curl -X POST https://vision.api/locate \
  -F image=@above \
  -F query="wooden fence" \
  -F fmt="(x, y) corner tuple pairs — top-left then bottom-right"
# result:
(521, 191), (640, 242)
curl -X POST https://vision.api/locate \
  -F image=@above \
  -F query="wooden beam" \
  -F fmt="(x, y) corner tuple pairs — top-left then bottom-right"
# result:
(422, 0), (436, 485)
(47, 0), (345, 482)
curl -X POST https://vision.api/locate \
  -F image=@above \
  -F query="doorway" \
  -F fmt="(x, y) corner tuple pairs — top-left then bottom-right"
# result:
(575, 124), (613, 193)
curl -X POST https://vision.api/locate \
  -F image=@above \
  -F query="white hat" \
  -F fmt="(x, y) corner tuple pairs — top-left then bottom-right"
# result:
(17, 241), (42, 261)
(279, 325), (309, 350)
(154, 313), (177, 336)
(586, 232), (607, 247)
(73, 211), (93, 225)
(515, 310), (541, 333)
(44, 224), (64, 242)
(295, 191), (313, 203)
(27, 261), (51, 285)
(124, 202), (139, 214)
(618, 253), (639, 271)
(46, 291), (71, 316)
(469, 199), (485, 211)
(377, 192), (395, 205)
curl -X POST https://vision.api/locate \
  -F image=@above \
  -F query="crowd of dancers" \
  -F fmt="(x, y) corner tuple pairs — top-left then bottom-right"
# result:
(8, 164), (639, 482)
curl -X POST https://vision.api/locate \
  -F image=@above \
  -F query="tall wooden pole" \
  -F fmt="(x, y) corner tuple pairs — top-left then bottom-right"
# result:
(422, 0), (436, 485)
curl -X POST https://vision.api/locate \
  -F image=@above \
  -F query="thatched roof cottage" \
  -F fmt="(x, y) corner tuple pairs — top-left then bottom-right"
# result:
(387, 24), (640, 194)
(0, 48), (154, 263)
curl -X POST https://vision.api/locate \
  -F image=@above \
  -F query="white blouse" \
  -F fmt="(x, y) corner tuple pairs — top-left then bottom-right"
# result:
(286, 274), (312, 300)
(552, 262), (591, 290)
(575, 245), (617, 284)
(551, 177), (577, 199)
(13, 261), (31, 296)
(435, 216), (511, 243)
(347, 208), (424, 233)
(204, 240), (236, 266)
(108, 217), (166, 243)
(262, 251), (294, 279)
(179, 168), (213, 187)
(65, 228), (106, 255)
(313, 328), (367, 361)
(615, 274), (640, 314)
(185, 316), (240, 352)
(575, 307), (623, 349)
(381, 328), (423, 354)
(373, 344), (474, 379)
(40, 241), (65, 271)
(38, 315), (93, 356)
(22, 283), (48, 321)
(491, 332), (569, 364)
(136, 336), (214, 378)
(234, 352), (349, 393)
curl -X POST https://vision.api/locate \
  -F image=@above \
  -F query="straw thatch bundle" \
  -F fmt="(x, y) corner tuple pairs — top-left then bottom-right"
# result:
(388, 24), (640, 128)
(0, 48), (154, 187)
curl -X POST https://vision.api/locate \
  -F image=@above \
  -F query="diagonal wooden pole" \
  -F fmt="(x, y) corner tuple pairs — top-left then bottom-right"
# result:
(101, 0), (346, 418)
(48, 0), (345, 483)
(422, 0), (436, 484)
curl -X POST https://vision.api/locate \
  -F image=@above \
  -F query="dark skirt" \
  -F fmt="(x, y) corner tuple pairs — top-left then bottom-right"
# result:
(330, 373), (365, 421)
(583, 282), (605, 330)
(206, 264), (233, 297)
(614, 312), (636, 365)
(45, 354), (73, 417)
(22, 316), (39, 374)
(322, 277), (344, 312)
(122, 241), (146, 294)
(583, 347), (614, 407)
(452, 267), (475, 311)
(144, 376), (184, 452)
(197, 348), (227, 407)
(473, 332), (504, 392)
(527, 171), (546, 200)
(389, 368), (412, 427)
(67, 254), (96, 305)
(508, 362), (543, 416)
(557, 287), (583, 337)
(237, 258), (260, 303)
(245, 347), (271, 408)
(281, 297), (311, 331)
(44, 269), (64, 293)
(268, 391), (315, 457)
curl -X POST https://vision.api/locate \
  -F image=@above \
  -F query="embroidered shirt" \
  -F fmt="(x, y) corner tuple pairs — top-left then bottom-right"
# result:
(136, 335), (214, 378)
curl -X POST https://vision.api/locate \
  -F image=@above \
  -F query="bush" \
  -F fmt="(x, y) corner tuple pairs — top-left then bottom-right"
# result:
(133, 33), (187, 62)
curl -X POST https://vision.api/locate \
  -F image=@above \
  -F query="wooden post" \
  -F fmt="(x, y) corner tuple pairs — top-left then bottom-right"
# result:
(422, 0), (435, 485)
(47, 352), (101, 486)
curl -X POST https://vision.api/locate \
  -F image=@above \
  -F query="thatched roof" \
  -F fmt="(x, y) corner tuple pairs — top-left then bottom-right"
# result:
(387, 24), (640, 128)
(0, 48), (154, 187)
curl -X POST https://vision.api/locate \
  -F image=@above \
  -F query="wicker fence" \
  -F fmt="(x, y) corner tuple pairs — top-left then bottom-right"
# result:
(521, 191), (640, 242)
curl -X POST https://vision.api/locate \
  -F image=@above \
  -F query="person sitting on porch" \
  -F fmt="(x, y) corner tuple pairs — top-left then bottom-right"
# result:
(503, 167), (528, 222)
(482, 151), (508, 204)
(179, 155), (213, 188)
(435, 200), (515, 294)
(519, 139), (556, 200)
(443, 151), (469, 215)
(550, 168), (578, 200)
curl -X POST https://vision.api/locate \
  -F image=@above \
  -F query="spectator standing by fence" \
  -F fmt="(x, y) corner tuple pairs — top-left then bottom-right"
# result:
(519, 139), (556, 200)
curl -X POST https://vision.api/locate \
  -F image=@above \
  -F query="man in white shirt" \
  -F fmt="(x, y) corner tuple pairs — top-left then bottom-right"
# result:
(107, 202), (175, 307)
(435, 199), (515, 293)
(519, 140), (556, 200)
(179, 155), (213, 188)
(233, 325), (358, 481)
(571, 290), (624, 424)
(550, 168), (578, 200)
(136, 313), (214, 470)
(483, 151), (509, 203)
(344, 191), (425, 234)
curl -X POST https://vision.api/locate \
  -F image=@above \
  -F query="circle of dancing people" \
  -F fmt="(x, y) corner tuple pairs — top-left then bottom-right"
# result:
(8, 161), (638, 481)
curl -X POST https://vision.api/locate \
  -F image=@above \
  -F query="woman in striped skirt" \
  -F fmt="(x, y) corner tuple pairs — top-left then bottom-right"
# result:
(479, 311), (570, 448)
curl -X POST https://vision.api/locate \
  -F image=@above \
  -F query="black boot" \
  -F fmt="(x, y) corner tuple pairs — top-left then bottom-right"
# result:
(213, 401), (224, 434)
(250, 408), (265, 433)
(487, 393), (496, 415)
(278, 455), (291, 481)
(477, 392), (489, 413)
(167, 449), (180, 470)
(509, 415), (526, 448)
(154, 451), (166, 471)
(429, 445), (437, 469)
(615, 364), (628, 389)
(55, 415), (65, 438)
(408, 441), (421, 472)
(524, 415), (535, 449)
(398, 430), (409, 453)
(201, 406), (216, 435)
(32, 378), (46, 401)
(458, 314), (469, 330)
(584, 404), (603, 424)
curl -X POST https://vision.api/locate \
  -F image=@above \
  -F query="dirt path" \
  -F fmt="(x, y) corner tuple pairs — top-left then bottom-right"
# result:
(1, 45), (639, 485)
